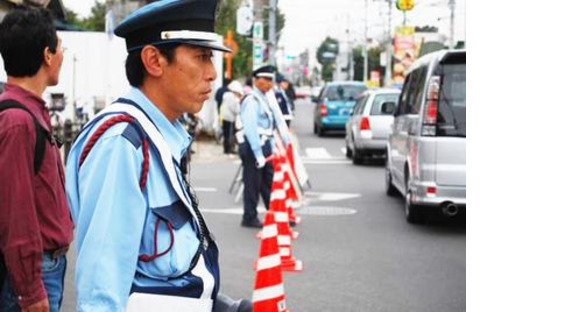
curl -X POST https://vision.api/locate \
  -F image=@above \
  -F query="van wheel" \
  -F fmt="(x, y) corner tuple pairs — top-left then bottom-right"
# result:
(385, 158), (397, 196)
(346, 145), (353, 158)
(313, 123), (318, 134)
(317, 126), (325, 137)
(405, 176), (422, 223)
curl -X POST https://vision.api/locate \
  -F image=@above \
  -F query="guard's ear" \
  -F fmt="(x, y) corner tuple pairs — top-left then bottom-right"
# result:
(141, 45), (165, 78)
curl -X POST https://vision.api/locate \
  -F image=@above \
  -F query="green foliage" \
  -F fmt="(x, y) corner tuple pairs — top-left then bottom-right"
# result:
(215, 0), (253, 79)
(316, 37), (339, 81)
(352, 45), (384, 81)
(64, 1), (106, 31)
(215, 0), (286, 79)
(263, 8), (286, 44)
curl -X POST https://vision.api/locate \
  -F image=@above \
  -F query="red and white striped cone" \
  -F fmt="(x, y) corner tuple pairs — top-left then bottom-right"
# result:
(256, 155), (299, 240)
(253, 211), (288, 312)
(281, 158), (302, 225)
(270, 164), (303, 273)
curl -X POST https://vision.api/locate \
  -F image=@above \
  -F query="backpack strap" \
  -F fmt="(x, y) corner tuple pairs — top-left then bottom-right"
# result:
(0, 100), (48, 174)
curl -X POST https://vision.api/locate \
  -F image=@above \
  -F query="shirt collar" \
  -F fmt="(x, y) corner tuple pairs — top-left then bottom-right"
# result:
(4, 83), (46, 111)
(124, 87), (191, 161)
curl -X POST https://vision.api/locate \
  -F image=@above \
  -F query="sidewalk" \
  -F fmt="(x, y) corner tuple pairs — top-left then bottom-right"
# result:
(190, 136), (239, 164)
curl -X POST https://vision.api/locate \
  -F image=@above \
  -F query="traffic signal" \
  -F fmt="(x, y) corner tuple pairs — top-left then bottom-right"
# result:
(396, 0), (415, 11)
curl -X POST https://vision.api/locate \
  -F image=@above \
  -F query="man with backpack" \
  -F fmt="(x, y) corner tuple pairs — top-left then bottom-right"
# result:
(65, 1), (250, 311)
(0, 6), (73, 312)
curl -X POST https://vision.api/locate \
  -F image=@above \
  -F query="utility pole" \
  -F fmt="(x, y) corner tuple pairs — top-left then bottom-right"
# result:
(268, 0), (277, 66)
(384, 0), (392, 87)
(449, 0), (455, 48)
(347, 14), (354, 80)
(363, 0), (368, 83)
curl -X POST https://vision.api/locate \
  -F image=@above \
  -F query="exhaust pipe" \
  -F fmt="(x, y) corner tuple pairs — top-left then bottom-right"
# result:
(441, 202), (459, 217)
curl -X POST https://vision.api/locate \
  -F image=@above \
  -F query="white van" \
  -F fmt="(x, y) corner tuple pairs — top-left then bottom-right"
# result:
(385, 50), (466, 223)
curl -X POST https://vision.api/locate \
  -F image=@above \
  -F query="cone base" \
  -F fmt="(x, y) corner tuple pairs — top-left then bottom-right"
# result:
(291, 230), (299, 240)
(253, 295), (288, 312)
(281, 259), (303, 272)
(289, 215), (302, 224)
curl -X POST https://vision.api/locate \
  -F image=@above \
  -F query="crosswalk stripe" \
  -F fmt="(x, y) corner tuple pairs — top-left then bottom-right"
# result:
(305, 147), (332, 159)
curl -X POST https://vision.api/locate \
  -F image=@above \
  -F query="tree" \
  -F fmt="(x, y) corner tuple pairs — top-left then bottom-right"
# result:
(81, 1), (106, 31)
(352, 45), (384, 82)
(316, 37), (339, 81)
(215, 0), (286, 79)
(215, 0), (253, 79)
(64, 0), (105, 31)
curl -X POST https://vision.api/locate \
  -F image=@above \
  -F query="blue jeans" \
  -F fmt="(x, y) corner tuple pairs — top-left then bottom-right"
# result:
(0, 253), (67, 312)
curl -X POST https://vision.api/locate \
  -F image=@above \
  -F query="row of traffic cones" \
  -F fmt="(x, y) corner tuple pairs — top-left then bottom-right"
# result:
(252, 153), (303, 311)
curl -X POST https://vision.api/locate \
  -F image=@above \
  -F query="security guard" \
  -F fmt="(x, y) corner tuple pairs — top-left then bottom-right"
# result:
(65, 1), (250, 311)
(238, 65), (291, 228)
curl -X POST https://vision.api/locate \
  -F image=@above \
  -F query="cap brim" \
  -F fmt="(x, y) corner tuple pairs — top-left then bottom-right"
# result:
(180, 40), (232, 53)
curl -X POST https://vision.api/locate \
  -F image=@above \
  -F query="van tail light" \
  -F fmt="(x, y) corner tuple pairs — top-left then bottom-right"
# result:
(422, 76), (440, 136)
(360, 116), (370, 131)
(320, 103), (328, 117)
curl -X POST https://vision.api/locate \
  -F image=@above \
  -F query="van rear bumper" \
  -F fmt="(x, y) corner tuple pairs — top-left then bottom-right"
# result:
(410, 181), (466, 207)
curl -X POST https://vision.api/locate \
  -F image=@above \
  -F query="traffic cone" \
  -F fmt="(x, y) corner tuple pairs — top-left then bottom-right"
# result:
(281, 158), (302, 225)
(255, 156), (299, 240)
(270, 164), (303, 272)
(253, 211), (288, 312)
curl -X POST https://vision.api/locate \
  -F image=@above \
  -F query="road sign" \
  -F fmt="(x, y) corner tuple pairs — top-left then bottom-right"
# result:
(236, 6), (253, 36)
(253, 22), (264, 70)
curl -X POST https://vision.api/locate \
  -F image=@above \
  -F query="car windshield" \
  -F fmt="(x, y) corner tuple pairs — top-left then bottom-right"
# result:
(326, 84), (367, 101)
(370, 93), (399, 115)
(437, 64), (466, 137)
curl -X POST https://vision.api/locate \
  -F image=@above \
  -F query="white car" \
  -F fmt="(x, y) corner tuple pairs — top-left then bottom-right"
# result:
(345, 88), (400, 164)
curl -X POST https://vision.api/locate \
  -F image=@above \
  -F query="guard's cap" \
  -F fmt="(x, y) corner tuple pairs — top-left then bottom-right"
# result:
(227, 80), (244, 94)
(114, 0), (231, 53)
(253, 65), (276, 79)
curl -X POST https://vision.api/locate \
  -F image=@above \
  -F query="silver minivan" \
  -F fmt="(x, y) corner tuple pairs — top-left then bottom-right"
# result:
(345, 89), (400, 164)
(385, 50), (466, 223)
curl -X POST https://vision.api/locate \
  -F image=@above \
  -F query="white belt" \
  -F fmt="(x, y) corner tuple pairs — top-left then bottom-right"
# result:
(126, 293), (213, 312)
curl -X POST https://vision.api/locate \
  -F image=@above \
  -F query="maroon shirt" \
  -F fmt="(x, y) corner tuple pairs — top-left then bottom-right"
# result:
(0, 84), (73, 308)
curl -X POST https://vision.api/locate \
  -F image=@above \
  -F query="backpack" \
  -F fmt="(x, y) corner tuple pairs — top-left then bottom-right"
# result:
(0, 99), (56, 292)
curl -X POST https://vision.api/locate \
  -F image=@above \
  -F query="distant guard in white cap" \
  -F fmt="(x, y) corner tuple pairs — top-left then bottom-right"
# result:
(65, 1), (250, 311)
(237, 65), (292, 228)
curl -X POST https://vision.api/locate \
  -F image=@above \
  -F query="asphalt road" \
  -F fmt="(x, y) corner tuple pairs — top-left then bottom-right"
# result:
(61, 97), (466, 311)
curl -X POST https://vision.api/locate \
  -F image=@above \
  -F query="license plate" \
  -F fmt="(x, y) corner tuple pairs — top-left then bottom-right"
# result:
(340, 108), (352, 116)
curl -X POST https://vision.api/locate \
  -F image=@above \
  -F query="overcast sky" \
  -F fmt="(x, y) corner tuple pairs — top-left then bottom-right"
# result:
(62, 0), (466, 57)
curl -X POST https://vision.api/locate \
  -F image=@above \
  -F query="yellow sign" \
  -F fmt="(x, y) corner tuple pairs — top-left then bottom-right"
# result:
(396, 0), (415, 11)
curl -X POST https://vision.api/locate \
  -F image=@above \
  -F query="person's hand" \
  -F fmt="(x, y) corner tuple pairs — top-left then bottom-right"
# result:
(255, 156), (266, 169)
(22, 298), (49, 312)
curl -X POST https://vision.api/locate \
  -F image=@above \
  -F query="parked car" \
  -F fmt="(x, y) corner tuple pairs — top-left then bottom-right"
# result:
(313, 81), (368, 136)
(345, 88), (400, 164)
(385, 50), (466, 223)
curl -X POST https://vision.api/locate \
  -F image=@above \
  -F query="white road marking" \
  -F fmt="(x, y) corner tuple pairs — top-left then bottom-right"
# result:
(302, 160), (351, 165)
(305, 147), (332, 159)
(193, 187), (218, 192)
(340, 147), (346, 155)
(305, 192), (361, 201)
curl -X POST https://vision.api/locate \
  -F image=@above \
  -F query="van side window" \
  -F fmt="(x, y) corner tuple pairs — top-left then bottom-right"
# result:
(397, 74), (413, 115)
(410, 67), (427, 114)
(403, 70), (421, 115)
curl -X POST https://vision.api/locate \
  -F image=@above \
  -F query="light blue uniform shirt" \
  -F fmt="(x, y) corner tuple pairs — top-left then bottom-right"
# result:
(66, 88), (201, 311)
(240, 88), (290, 162)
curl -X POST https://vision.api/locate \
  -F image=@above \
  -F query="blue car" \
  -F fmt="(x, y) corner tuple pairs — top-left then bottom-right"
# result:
(313, 81), (368, 136)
